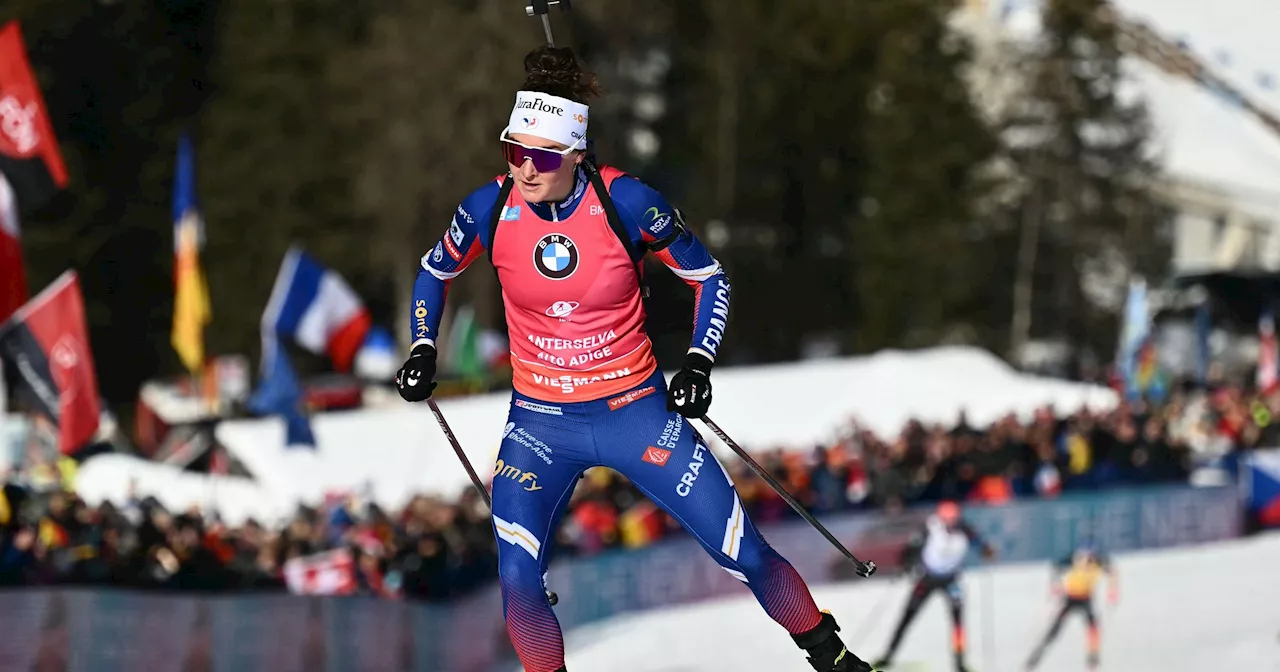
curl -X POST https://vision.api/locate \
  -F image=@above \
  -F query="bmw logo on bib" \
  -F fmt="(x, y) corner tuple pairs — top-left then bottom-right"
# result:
(534, 233), (579, 280)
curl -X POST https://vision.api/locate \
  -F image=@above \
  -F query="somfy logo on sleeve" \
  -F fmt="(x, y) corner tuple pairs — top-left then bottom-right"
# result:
(534, 233), (578, 280)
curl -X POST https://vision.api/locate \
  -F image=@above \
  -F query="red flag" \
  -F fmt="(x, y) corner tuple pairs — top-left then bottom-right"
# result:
(1260, 310), (1278, 394)
(0, 271), (100, 455)
(0, 173), (23, 322)
(283, 548), (356, 596)
(208, 445), (229, 475)
(0, 21), (68, 324)
(0, 21), (69, 210)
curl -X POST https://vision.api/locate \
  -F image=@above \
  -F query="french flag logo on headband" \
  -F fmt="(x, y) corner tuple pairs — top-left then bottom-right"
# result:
(260, 245), (371, 372)
(506, 90), (589, 150)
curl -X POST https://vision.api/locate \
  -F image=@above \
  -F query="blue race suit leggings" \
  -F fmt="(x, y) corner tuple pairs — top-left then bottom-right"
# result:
(490, 370), (824, 672)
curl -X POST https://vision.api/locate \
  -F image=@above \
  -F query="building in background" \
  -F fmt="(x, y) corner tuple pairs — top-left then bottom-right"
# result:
(958, 0), (1280, 279)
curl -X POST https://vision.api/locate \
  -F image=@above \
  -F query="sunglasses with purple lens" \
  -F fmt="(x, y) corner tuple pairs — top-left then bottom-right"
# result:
(501, 140), (566, 172)
(500, 132), (582, 172)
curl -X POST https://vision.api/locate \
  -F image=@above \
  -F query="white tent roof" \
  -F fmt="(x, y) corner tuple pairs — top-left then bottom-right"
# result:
(1131, 59), (1280, 207)
(975, 0), (1280, 214)
(1113, 0), (1280, 116)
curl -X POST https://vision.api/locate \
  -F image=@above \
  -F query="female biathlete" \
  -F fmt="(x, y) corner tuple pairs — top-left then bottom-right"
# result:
(394, 46), (873, 672)
(1024, 543), (1118, 671)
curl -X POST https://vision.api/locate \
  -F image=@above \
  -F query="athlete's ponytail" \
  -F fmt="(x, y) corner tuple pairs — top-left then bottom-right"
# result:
(522, 45), (600, 104)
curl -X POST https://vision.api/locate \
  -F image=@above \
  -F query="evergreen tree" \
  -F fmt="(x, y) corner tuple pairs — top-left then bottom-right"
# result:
(850, 0), (1003, 352)
(652, 0), (1004, 361)
(324, 0), (528, 353)
(0, 0), (1034, 405)
(197, 0), (368, 365)
(1004, 0), (1167, 367)
(6, 0), (218, 407)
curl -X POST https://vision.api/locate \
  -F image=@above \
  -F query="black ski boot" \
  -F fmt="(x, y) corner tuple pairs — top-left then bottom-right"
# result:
(791, 611), (874, 672)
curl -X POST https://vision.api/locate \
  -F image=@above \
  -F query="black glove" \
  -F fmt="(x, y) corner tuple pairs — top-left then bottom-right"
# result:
(667, 352), (713, 418)
(395, 343), (438, 402)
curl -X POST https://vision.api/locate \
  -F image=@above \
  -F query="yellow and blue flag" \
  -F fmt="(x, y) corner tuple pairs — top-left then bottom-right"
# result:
(171, 133), (211, 374)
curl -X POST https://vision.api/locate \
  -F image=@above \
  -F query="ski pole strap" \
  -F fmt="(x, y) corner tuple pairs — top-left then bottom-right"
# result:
(699, 415), (878, 578)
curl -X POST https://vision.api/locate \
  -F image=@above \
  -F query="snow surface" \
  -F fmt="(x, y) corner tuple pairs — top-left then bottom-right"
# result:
(556, 533), (1280, 672)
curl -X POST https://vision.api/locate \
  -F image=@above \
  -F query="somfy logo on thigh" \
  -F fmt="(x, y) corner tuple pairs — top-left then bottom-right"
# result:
(494, 459), (542, 492)
(534, 233), (578, 280)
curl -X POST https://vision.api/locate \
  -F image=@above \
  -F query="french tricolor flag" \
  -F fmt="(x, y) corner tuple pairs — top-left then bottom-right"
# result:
(1245, 450), (1280, 528)
(261, 246), (371, 372)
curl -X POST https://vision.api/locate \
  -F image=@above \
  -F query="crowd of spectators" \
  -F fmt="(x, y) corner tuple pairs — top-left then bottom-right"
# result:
(1, 378), (1273, 602)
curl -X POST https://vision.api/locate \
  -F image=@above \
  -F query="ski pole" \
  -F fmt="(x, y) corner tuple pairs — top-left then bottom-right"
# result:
(982, 569), (996, 672)
(427, 397), (560, 606)
(427, 398), (491, 508)
(847, 575), (904, 647)
(698, 415), (878, 578)
(525, 0), (572, 47)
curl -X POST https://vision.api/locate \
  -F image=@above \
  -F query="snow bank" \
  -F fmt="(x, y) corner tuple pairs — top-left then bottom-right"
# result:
(215, 346), (1116, 509)
(74, 453), (293, 526)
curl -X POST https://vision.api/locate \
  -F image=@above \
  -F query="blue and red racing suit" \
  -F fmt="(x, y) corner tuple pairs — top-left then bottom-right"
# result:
(413, 166), (823, 672)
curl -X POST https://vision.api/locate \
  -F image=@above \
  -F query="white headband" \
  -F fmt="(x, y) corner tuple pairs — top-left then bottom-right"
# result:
(504, 90), (589, 150)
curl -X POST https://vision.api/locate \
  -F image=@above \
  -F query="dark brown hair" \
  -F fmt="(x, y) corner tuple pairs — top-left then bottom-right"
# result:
(521, 45), (600, 104)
